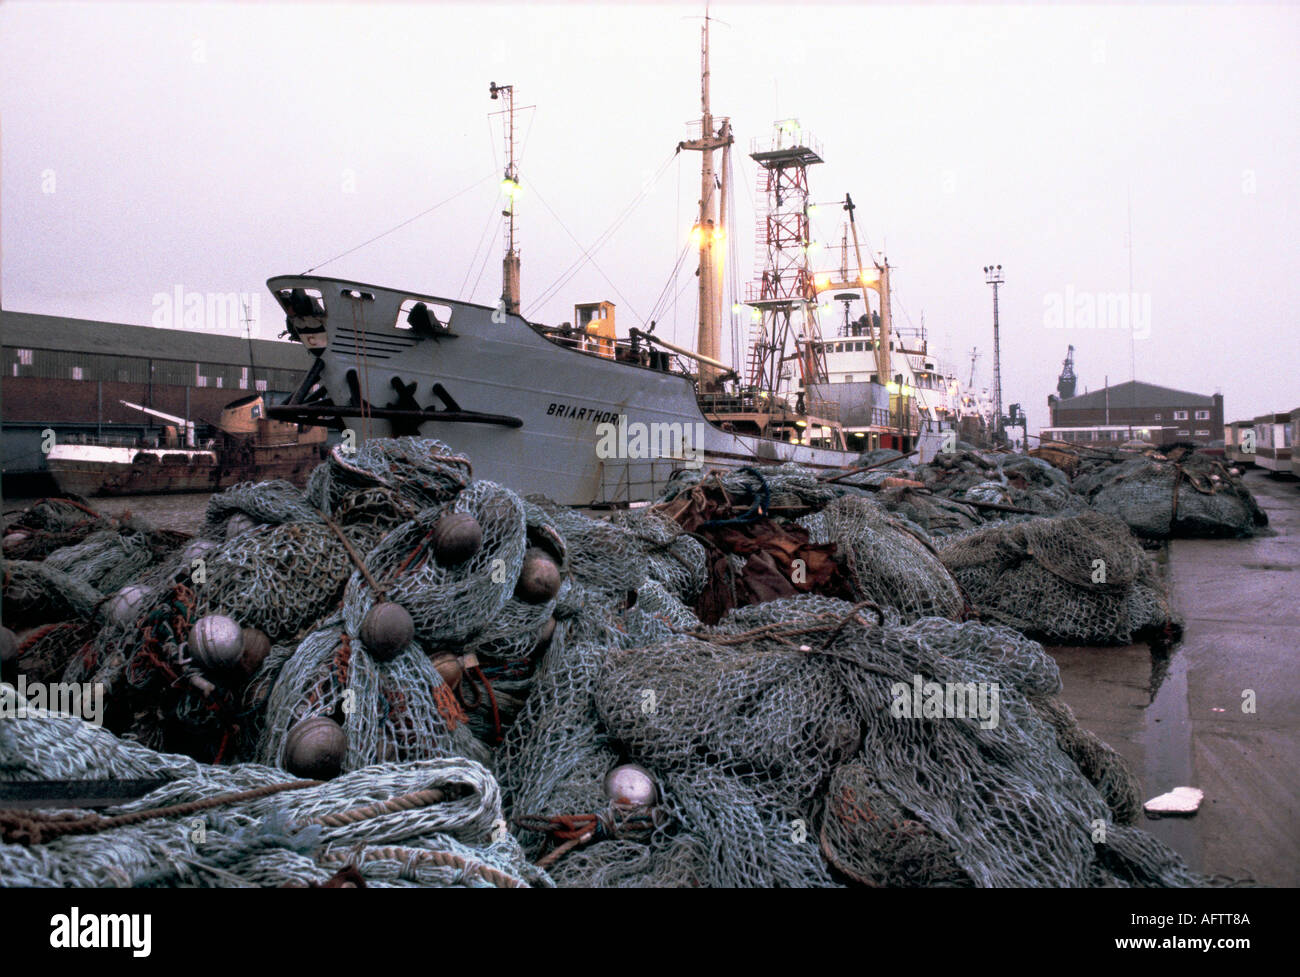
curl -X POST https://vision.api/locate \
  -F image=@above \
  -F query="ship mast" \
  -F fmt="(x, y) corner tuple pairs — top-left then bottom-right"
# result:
(678, 11), (732, 389)
(491, 81), (522, 317)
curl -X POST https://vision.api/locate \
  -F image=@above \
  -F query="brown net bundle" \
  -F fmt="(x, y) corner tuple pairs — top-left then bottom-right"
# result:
(937, 511), (1177, 645)
(9, 620), (100, 686)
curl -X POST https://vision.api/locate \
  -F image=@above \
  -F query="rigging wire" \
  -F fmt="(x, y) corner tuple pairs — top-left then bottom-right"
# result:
(302, 172), (497, 275)
(524, 177), (649, 323)
(468, 223), (502, 305)
(459, 191), (507, 299)
(524, 149), (679, 317)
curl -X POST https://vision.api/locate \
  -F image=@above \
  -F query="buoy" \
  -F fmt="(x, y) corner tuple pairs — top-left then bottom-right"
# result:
(180, 538), (217, 564)
(188, 614), (245, 670)
(359, 602), (414, 661)
(240, 628), (272, 676)
(0, 627), (18, 665)
(514, 548), (561, 605)
(430, 653), (463, 690)
(534, 617), (557, 652)
(225, 512), (258, 539)
(431, 512), (483, 567)
(283, 716), (347, 780)
(604, 763), (658, 807)
(106, 584), (149, 627)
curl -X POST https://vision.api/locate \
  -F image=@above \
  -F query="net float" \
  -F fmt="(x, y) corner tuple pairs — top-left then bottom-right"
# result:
(224, 512), (259, 539)
(604, 763), (658, 807)
(283, 716), (347, 780)
(430, 652), (464, 690)
(514, 548), (561, 605)
(534, 616), (557, 651)
(240, 627), (272, 676)
(188, 614), (245, 671)
(106, 584), (150, 627)
(431, 512), (483, 567)
(180, 538), (217, 564)
(360, 601), (414, 661)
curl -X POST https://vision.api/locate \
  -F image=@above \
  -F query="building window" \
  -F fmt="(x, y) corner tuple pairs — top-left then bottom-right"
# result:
(71, 366), (83, 380)
(1174, 410), (1188, 420)
(1195, 409), (1210, 420)
(1153, 412), (1162, 420)
(844, 375), (853, 383)
(1195, 429), (1210, 436)
(1177, 429), (1190, 436)
(17, 349), (33, 365)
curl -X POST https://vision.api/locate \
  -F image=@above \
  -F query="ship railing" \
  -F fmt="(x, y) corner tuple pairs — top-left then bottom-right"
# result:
(697, 390), (791, 416)
(807, 398), (840, 423)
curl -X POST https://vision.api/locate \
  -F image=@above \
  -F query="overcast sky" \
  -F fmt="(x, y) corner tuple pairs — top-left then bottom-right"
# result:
(3, 2), (1297, 427)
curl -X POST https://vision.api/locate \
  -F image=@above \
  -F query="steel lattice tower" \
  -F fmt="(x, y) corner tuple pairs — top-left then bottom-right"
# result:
(746, 121), (826, 397)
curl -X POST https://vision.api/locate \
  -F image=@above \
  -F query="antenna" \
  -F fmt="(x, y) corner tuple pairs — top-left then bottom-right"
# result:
(242, 300), (259, 395)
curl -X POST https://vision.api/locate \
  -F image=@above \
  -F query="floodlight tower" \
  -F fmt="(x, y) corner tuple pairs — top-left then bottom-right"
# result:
(983, 264), (1004, 441)
(746, 120), (824, 398)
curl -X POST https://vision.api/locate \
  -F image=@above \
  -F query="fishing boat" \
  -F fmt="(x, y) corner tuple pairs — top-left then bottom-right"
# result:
(46, 395), (328, 497)
(266, 17), (967, 505)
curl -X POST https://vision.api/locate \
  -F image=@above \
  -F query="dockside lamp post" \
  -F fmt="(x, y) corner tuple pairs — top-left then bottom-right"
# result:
(983, 264), (1004, 443)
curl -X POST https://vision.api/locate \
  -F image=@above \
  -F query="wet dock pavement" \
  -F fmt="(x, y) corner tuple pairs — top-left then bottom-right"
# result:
(1051, 470), (1300, 886)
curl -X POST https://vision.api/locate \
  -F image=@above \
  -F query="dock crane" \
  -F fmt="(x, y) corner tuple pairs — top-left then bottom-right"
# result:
(1057, 345), (1077, 400)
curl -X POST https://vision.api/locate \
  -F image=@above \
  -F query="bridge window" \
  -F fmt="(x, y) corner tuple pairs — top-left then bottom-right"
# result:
(398, 298), (454, 333)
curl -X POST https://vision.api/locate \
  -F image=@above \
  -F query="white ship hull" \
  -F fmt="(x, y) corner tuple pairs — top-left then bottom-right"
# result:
(267, 276), (861, 505)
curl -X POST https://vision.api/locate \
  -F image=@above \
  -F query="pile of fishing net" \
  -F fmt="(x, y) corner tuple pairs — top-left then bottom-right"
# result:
(654, 466), (963, 626)
(936, 511), (1178, 645)
(0, 439), (1226, 887)
(0, 689), (549, 888)
(1069, 446), (1267, 539)
(2, 498), (114, 561)
(910, 450), (1089, 518)
(498, 595), (1208, 887)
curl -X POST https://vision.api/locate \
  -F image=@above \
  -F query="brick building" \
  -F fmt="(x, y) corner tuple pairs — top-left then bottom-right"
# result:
(1042, 380), (1224, 447)
(1, 310), (311, 482)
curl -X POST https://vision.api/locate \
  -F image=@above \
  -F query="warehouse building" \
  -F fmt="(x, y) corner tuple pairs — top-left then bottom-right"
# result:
(1, 309), (311, 486)
(1042, 379), (1224, 447)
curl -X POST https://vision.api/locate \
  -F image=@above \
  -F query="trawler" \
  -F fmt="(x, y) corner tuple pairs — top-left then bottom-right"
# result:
(46, 395), (327, 497)
(266, 18), (969, 505)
